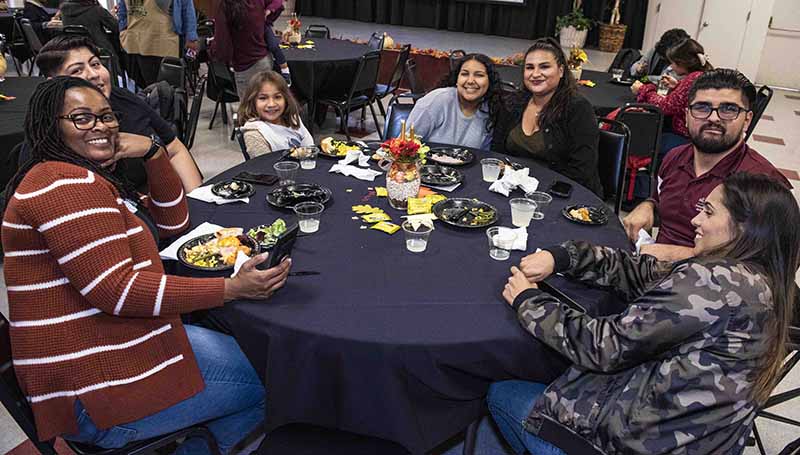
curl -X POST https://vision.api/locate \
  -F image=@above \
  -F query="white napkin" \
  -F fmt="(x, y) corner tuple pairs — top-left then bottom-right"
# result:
(159, 222), (223, 260)
(511, 227), (528, 251)
(329, 163), (383, 181)
(230, 250), (253, 277)
(635, 228), (655, 254)
(489, 167), (539, 197)
(401, 213), (437, 230)
(187, 185), (250, 205)
(339, 150), (371, 167)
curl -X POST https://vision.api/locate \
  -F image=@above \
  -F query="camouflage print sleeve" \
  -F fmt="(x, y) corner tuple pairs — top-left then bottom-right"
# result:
(561, 241), (672, 301)
(517, 261), (732, 373)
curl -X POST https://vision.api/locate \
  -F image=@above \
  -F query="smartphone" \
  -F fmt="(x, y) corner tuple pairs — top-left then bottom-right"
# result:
(234, 171), (279, 186)
(538, 280), (587, 313)
(257, 222), (299, 270)
(548, 180), (573, 198)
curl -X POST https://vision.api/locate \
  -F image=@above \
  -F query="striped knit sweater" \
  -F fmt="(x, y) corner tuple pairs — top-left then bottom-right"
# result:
(2, 154), (225, 441)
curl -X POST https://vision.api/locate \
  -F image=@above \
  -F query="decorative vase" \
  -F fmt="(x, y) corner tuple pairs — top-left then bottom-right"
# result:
(386, 160), (421, 210)
(569, 67), (582, 81)
(288, 30), (302, 44)
(558, 26), (588, 49)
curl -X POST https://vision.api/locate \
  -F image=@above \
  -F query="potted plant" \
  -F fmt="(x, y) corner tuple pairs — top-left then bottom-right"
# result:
(556, 0), (592, 49)
(598, 0), (627, 53)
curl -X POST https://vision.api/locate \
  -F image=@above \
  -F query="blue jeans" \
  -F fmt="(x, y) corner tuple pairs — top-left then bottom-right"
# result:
(64, 325), (265, 455)
(488, 381), (566, 455)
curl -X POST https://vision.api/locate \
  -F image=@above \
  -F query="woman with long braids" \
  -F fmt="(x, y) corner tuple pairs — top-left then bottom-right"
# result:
(492, 37), (603, 196)
(212, 0), (273, 98)
(491, 172), (800, 454)
(2, 77), (291, 454)
(407, 53), (504, 151)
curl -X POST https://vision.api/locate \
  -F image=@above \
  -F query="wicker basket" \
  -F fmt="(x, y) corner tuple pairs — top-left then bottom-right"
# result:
(598, 23), (627, 53)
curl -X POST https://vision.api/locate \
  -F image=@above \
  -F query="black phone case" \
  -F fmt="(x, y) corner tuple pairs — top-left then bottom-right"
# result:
(548, 181), (573, 198)
(234, 172), (279, 186)
(258, 223), (299, 270)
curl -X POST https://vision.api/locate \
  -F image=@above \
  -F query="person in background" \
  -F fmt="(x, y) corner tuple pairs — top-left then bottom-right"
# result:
(117, 0), (198, 88)
(493, 38), (602, 196)
(34, 35), (202, 192)
(213, 0), (272, 99)
(59, 0), (122, 76)
(238, 70), (313, 156)
(629, 28), (690, 81)
(264, 0), (291, 85)
(623, 69), (790, 261)
(406, 53), (502, 151)
(491, 171), (799, 455)
(22, 0), (54, 43)
(631, 38), (713, 162)
(3, 76), (291, 454)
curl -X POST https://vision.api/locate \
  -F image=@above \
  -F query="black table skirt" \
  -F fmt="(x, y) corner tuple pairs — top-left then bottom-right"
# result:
(0, 77), (43, 191)
(496, 67), (636, 117)
(284, 38), (371, 104)
(180, 148), (630, 454)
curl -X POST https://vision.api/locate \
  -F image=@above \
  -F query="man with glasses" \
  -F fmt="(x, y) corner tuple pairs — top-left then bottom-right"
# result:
(623, 69), (790, 261)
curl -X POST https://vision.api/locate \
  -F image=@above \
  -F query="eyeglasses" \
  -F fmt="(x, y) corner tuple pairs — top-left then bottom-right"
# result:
(58, 111), (121, 130)
(688, 103), (749, 121)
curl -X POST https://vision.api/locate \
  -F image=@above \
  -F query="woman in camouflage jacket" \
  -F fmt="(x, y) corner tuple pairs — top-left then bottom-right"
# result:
(489, 173), (800, 455)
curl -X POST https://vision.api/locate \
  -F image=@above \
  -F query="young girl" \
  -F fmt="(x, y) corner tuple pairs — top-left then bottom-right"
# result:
(238, 70), (313, 156)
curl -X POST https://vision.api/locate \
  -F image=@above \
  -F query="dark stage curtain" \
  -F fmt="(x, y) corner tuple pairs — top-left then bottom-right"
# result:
(296, 0), (648, 49)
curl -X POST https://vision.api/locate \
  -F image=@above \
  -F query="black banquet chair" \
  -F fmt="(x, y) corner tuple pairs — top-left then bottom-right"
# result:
(745, 85), (773, 142)
(0, 313), (222, 455)
(382, 95), (414, 139)
(597, 118), (631, 215)
(367, 32), (384, 51)
(615, 103), (663, 207)
(304, 24), (330, 40)
(184, 76), (207, 150)
(318, 50), (383, 141)
(206, 61), (239, 129)
(375, 44), (411, 117)
(402, 59), (426, 103)
(18, 18), (42, 75)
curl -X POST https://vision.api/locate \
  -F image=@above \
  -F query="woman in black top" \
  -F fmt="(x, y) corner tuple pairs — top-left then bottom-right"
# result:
(493, 38), (602, 197)
(60, 0), (123, 76)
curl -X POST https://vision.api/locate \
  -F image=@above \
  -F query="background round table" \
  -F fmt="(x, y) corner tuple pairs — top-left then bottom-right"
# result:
(284, 39), (371, 130)
(496, 67), (636, 117)
(0, 77), (43, 191)
(181, 149), (631, 454)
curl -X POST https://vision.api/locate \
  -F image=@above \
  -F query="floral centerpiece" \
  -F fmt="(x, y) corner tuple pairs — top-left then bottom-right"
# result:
(382, 121), (429, 210)
(567, 47), (588, 81)
(284, 13), (302, 44)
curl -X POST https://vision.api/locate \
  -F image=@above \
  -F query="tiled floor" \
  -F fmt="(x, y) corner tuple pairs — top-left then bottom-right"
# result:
(2, 15), (800, 455)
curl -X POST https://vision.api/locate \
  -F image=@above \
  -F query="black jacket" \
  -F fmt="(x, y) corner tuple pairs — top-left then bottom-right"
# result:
(492, 91), (603, 197)
(60, 1), (123, 74)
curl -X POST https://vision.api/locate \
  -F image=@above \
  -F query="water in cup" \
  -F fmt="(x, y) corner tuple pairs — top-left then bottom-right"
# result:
(300, 159), (316, 170)
(402, 221), (432, 253)
(481, 158), (503, 183)
(487, 227), (516, 261)
(510, 198), (537, 228)
(299, 219), (320, 233)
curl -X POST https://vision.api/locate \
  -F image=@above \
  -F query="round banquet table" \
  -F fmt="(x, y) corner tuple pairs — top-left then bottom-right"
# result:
(497, 67), (636, 117)
(0, 77), (43, 191)
(179, 148), (631, 454)
(283, 39), (371, 132)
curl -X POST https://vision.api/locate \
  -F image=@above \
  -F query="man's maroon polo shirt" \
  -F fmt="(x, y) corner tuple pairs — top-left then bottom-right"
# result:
(654, 142), (791, 247)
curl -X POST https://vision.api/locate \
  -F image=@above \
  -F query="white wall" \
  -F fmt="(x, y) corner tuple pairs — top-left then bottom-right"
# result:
(756, 0), (800, 89)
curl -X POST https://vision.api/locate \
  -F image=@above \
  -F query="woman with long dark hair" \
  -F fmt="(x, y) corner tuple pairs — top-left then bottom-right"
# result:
(212, 0), (273, 98)
(406, 53), (503, 151)
(492, 38), (603, 196)
(3, 77), (291, 454)
(632, 38), (714, 160)
(490, 172), (799, 454)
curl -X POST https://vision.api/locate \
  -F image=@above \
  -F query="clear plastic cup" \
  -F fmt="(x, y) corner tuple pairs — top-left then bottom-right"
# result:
(293, 201), (324, 233)
(274, 161), (299, 185)
(480, 158), (503, 183)
(525, 191), (553, 220)
(402, 221), (432, 253)
(510, 198), (538, 228)
(486, 226), (516, 261)
(611, 68), (623, 80)
(296, 146), (319, 170)
(657, 78), (669, 96)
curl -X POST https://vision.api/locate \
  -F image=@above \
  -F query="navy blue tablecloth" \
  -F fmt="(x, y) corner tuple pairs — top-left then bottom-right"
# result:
(180, 149), (631, 454)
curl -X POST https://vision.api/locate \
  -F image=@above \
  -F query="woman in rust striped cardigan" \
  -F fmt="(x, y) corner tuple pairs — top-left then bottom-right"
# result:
(2, 77), (291, 454)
